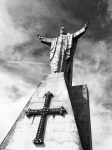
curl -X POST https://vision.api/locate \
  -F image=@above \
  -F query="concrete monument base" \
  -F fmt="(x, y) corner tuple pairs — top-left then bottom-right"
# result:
(0, 73), (92, 150)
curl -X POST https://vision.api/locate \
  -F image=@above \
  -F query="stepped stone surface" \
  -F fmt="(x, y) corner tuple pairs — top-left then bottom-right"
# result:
(0, 73), (92, 150)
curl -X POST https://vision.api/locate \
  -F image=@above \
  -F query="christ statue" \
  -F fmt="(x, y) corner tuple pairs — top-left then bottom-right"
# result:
(38, 22), (89, 85)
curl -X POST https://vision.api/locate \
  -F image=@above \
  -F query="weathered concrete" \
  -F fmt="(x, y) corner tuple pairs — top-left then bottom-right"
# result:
(0, 73), (92, 150)
(68, 85), (92, 150)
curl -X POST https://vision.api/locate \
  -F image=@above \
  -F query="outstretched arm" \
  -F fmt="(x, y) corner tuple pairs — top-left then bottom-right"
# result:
(73, 22), (89, 39)
(37, 34), (52, 46)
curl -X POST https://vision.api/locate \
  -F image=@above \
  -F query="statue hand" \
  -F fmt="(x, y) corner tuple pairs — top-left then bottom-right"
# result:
(37, 34), (42, 39)
(85, 22), (90, 29)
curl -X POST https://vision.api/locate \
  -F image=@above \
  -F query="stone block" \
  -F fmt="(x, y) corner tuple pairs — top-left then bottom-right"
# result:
(6, 140), (20, 149)
(64, 122), (78, 132)
(29, 102), (43, 109)
(44, 131), (80, 143)
(32, 116), (41, 124)
(15, 123), (31, 132)
(46, 123), (54, 132)
(11, 131), (35, 141)
(45, 141), (64, 150)
(50, 101), (69, 108)
(64, 142), (81, 150)
(31, 97), (45, 103)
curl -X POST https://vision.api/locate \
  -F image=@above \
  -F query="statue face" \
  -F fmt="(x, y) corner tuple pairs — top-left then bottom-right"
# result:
(60, 27), (67, 35)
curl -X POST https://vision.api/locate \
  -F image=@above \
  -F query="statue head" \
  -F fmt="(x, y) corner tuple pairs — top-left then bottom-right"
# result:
(60, 27), (67, 35)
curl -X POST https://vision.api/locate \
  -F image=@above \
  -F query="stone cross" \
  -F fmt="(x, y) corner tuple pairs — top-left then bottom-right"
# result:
(26, 91), (67, 145)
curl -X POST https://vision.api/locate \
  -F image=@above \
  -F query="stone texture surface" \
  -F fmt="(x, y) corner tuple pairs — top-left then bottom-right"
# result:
(0, 73), (82, 150)
(68, 85), (92, 150)
(0, 73), (92, 150)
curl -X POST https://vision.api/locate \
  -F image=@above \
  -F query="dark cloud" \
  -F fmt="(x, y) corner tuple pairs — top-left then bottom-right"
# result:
(59, 0), (112, 40)
(5, 0), (112, 77)
(7, 0), (112, 41)
(6, 86), (24, 101)
(6, 0), (112, 109)
(6, 0), (112, 106)
(1, 62), (50, 86)
(13, 41), (50, 62)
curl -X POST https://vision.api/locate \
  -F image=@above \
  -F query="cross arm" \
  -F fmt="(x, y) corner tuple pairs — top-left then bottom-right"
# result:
(48, 106), (67, 116)
(26, 108), (42, 117)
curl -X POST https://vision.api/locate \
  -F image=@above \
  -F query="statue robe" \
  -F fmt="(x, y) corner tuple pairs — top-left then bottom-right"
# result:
(41, 27), (86, 85)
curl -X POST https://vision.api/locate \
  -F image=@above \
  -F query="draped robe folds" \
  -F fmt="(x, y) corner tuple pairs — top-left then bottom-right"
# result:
(41, 27), (86, 85)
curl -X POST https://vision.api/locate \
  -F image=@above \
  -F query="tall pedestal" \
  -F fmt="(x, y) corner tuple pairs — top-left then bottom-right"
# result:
(0, 73), (92, 150)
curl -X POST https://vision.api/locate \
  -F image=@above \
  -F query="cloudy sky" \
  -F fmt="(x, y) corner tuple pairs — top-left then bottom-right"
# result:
(0, 0), (112, 149)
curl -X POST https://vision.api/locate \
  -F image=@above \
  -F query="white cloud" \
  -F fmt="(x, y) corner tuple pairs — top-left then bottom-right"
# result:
(0, 68), (35, 143)
(0, 0), (30, 59)
(73, 38), (112, 150)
